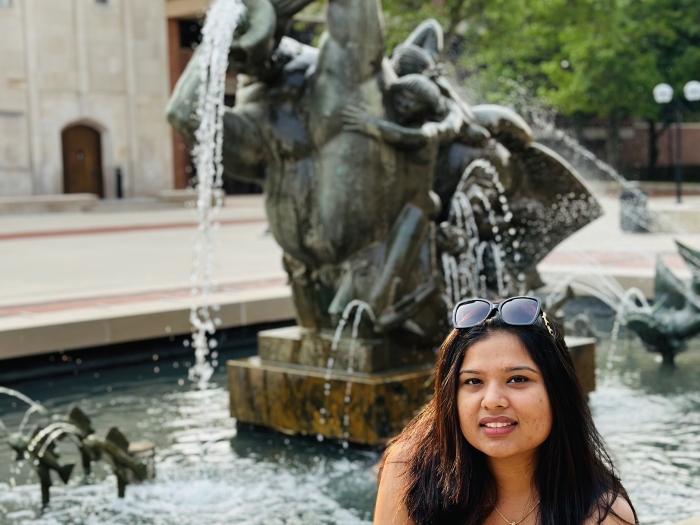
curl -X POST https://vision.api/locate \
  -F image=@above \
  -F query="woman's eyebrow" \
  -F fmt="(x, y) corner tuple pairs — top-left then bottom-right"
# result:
(503, 366), (539, 374)
(458, 366), (539, 375)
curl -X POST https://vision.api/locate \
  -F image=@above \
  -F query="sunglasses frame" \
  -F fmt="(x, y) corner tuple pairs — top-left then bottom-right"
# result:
(452, 296), (554, 335)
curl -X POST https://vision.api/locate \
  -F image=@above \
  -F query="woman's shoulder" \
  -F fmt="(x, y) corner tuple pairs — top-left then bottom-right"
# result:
(584, 495), (636, 525)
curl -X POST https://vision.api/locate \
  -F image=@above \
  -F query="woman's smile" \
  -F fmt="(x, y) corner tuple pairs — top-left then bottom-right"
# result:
(480, 416), (517, 436)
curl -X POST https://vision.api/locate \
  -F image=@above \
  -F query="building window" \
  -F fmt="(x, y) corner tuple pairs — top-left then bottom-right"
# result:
(0, 0), (12, 8)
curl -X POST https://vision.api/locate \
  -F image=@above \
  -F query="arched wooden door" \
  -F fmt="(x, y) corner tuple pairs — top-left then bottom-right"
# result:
(62, 124), (104, 197)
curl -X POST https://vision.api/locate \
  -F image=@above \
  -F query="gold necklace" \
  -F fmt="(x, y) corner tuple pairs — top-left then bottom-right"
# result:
(493, 499), (540, 525)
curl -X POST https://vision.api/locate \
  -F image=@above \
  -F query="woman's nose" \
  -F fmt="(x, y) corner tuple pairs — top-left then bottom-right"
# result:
(481, 381), (509, 410)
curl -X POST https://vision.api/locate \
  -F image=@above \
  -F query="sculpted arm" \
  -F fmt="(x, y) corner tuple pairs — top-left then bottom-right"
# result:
(166, 46), (266, 183)
(342, 100), (462, 147)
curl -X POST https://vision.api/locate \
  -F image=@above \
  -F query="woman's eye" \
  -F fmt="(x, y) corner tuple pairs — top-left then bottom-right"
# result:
(464, 378), (482, 386)
(507, 375), (529, 384)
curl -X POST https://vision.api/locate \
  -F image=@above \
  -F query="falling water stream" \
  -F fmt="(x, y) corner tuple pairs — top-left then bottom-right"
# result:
(443, 159), (512, 303)
(187, 0), (246, 388)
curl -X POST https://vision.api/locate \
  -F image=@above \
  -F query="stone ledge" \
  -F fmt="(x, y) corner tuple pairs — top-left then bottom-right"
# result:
(649, 204), (700, 233)
(155, 189), (225, 205)
(566, 336), (596, 396)
(0, 194), (98, 214)
(258, 325), (436, 373)
(0, 288), (294, 360)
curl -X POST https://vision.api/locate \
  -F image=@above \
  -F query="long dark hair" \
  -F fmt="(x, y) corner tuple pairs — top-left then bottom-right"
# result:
(380, 316), (638, 525)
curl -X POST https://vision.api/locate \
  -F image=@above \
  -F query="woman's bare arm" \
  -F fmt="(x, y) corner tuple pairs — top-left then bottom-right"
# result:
(374, 446), (416, 525)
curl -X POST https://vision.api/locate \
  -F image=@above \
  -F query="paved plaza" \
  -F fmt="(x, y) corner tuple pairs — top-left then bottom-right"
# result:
(0, 194), (698, 360)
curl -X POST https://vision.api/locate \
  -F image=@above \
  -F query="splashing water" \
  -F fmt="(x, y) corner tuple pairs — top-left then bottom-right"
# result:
(31, 423), (85, 459)
(188, 0), (246, 388)
(318, 301), (376, 437)
(340, 303), (372, 439)
(0, 387), (48, 435)
(443, 159), (512, 302)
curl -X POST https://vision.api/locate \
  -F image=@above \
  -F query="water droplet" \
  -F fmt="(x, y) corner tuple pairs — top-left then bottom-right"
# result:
(154, 367), (160, 374)
(316, 434), (324, 442)
(344, 396), (351, 403)
(178, 379), (185, 386)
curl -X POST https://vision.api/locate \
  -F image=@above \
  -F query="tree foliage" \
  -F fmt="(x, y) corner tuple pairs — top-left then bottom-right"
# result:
(380, 0), (700, 121)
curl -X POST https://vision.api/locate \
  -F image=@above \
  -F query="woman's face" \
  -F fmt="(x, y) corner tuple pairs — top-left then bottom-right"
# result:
(456, 331), (552, 461)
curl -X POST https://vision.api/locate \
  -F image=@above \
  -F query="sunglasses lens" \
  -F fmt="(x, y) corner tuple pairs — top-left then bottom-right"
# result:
(501, 297), (540, 325)
(454, 300), (492, 328)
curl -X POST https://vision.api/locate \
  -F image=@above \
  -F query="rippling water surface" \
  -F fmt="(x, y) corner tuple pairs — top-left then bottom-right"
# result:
(0, 336), (698, 524)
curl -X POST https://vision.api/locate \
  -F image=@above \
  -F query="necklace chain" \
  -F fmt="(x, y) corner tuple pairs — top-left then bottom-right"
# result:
(494, 499), (540, 525)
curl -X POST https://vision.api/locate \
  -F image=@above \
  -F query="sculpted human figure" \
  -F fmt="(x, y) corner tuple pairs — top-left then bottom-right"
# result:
(342, 73), (461, 215)
(379, 19), (601, 295)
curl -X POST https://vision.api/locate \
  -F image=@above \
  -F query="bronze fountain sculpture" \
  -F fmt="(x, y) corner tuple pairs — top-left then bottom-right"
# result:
(3, 404), (154, 507)
(624, 240), (700, 365)
(167, 0), (601, 445)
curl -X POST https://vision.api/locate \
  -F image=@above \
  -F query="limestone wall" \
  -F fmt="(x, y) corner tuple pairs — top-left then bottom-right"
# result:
(0, 0), (173, 198)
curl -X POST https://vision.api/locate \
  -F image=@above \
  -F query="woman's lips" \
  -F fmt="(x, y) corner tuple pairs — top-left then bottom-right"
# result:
(480, 416), (517, 437)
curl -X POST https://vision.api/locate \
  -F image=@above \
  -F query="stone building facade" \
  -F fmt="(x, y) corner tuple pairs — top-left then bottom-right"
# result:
(0, 0), (174, 198)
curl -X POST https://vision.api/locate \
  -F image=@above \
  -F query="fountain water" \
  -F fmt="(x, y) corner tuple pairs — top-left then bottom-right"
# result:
(444, 159), (512, 301)
(188, 0), (246, 388)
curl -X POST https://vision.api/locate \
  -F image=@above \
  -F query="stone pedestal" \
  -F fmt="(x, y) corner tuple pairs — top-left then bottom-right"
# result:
(566, 336), (596, 396)
(228, 326), (434, 446)
(227, 329), (596, 446)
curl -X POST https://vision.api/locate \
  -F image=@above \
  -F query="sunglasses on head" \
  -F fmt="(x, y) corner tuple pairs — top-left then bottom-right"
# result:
(452, 296), (554, 336)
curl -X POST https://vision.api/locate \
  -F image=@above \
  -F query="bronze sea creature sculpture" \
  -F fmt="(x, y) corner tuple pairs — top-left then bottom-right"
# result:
(83, 427), (151, 498)
(7, 427), (76, 507)
(625, 243), (700, 365)
(1, 401), (154, 505)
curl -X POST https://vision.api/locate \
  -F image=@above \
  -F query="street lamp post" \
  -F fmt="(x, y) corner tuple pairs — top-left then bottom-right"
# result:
(653, 81), (700, 204)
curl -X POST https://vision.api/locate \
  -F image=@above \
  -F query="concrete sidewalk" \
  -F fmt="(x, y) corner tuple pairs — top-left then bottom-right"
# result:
(0, 194), (698, 360)
(0, 196), (292, 360)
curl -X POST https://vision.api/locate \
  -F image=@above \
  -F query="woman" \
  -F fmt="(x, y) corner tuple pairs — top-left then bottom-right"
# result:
(374, 296), (637, 525)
